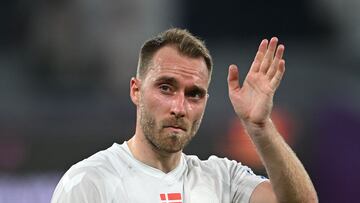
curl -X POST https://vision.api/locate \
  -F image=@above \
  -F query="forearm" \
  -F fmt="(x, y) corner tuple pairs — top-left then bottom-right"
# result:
(245, 119), (318, 203)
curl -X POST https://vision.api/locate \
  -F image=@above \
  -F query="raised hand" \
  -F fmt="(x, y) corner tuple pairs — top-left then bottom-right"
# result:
(227, 37), (285, 127)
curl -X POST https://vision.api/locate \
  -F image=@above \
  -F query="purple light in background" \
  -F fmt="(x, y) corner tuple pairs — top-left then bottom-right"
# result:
(0, 174), (60, 203)
(313, 105), (360, 202)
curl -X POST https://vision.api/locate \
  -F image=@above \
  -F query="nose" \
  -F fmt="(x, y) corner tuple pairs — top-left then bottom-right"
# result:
(170, 93), (186, 118)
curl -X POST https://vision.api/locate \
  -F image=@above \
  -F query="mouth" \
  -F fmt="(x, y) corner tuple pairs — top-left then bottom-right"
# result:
(163, 125), (186, 132)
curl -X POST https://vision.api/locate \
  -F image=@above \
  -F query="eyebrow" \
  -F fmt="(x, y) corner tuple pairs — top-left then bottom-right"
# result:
(155, 76), (207, 93)
(155, 76), (178, 86)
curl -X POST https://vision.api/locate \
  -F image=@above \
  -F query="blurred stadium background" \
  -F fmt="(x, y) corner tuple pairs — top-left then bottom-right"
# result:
(1, 0), (360, 202)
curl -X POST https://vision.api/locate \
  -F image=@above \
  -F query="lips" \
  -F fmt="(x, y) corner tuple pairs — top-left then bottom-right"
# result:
(163, 125), (186, 131)
(162, 119), (188, 132)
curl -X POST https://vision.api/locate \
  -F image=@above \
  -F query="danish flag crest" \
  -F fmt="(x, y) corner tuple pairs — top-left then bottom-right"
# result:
(159, 193), (182, 203)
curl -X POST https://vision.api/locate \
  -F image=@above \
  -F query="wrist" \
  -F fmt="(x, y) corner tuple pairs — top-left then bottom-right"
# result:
(243, 118), (283, 151)
(243, 118), (276, 138)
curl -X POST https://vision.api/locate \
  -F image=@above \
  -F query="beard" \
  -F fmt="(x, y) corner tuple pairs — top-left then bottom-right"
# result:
(139, 102), (203, 154)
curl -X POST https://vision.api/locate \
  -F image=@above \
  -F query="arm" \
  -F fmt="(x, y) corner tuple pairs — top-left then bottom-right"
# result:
(227, 38), (318, 203)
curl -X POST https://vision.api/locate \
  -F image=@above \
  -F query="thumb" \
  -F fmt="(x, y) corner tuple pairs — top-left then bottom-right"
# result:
(227, 64), (241, 92)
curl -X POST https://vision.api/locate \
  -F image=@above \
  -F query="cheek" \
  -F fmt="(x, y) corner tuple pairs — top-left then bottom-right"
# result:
(143, 91), (172, 113)
(188, 103), (206, 119)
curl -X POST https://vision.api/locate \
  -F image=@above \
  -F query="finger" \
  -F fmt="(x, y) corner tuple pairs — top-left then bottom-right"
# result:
(227, 64), (241, 92)
(270, 59), (285, 89)
(260, 37), (278, 73)
(267, 44), (285, 79)
(250, 39), (268, 73)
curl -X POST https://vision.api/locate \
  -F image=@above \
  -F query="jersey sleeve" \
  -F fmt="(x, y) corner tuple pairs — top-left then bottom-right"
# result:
(51, 171), (103, 203)
(209, 156), (268, 203)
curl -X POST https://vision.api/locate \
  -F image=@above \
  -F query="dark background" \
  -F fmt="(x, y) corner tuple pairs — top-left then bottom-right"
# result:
(1, 0), (359, 202)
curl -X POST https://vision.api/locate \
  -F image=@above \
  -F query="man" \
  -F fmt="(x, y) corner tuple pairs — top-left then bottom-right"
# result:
(51, 28), (318, 203)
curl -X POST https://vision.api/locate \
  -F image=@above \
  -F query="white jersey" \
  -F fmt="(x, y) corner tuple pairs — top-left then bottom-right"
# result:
(51, 142), (267, 203)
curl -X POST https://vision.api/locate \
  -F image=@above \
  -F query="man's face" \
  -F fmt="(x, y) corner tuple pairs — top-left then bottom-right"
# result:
(137, 45), (209, 153)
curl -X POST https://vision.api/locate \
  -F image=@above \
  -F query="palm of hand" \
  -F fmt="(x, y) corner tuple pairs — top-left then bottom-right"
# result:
(228, 38), (285, 125)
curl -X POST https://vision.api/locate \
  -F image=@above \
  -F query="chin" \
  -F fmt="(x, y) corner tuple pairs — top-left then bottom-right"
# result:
(148, 132), (191, 153)
(158, 137), (187, 153)
(162, 140), (185, 153)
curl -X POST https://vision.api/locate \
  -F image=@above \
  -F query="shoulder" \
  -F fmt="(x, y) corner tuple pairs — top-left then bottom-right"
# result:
(63, 142), (133, 181)
(184, 154), (266, 186)
(184, 154), (253, 174)
(51, 143), (129, 202)
(51, 158), (108, 203)
(68, 142), (133, 177)
(67, 144), (120, 177)
(183, 154), (267, 202)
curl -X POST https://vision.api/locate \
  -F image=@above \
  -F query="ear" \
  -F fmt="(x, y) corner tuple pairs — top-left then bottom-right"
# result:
(130, 77), (141, 106)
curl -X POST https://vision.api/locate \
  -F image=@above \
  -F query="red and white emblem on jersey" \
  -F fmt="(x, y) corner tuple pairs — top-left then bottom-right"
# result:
(159, 193), (182, 203)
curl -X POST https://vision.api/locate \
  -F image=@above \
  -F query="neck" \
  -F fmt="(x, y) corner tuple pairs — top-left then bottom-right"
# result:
(127, 133), (182, 173)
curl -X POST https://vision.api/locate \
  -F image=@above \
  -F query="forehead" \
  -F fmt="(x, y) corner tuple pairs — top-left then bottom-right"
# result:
(145, 45), (209, 86)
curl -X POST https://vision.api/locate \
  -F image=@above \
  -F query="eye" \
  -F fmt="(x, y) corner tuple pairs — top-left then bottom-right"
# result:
(159, 84), (172, 93)
(187, 90), (205, 100)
